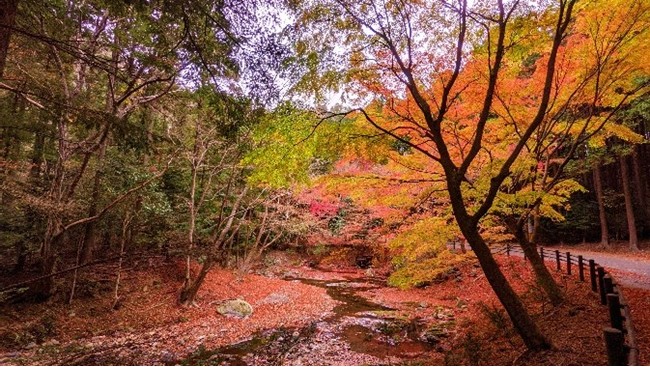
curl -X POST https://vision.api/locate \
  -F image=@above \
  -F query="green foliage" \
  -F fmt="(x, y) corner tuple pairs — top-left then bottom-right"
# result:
(391, 135), (413, 155)
(242, 103), (346, 188)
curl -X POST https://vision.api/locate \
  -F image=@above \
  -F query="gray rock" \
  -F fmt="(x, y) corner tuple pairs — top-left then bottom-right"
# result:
(216, 299), (253, 319)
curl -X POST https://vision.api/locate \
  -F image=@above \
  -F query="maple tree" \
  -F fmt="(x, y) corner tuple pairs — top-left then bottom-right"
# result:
(290, 0), (650, 349)
(1, 1), (650, 363)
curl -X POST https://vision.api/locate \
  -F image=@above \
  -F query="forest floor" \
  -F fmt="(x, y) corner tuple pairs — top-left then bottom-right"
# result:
(0, 251), (617, 366)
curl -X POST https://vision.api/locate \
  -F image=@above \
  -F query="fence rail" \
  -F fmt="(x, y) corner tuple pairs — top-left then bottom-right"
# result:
(448, 242), (638, 366)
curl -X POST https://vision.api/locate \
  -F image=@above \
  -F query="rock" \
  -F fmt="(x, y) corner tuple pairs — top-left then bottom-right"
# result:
(25, 342), (37, 350)
(421, 325), (449, 344)
(364, 268), (375, 277)
(216, 299), (253, 319)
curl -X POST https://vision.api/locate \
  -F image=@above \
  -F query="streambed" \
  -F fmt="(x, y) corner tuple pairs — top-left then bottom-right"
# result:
(183, 273), (454, 365)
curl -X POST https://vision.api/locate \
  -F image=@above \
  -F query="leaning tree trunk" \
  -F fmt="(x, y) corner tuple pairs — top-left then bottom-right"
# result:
(508, 217), (564, 306)
(593, 164), (609, 246)
(179, 257), (214, 305)
(459, 222), (551, 350)
(620, 155), (639, 251)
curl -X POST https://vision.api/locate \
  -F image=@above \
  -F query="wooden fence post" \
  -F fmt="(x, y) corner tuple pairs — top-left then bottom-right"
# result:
(607, 293), (623, 330)
(555, 250), (561, 271)
(566, 252), (572, 275)
(603, 327), (626, 366)
(604, 274), (614, 295)
(589, 260), (597, 292)
(540, 247), (544, 262)
(578, 255), (584, 282)
(506, 243), (510, 256)
(597, 266), (606, 305)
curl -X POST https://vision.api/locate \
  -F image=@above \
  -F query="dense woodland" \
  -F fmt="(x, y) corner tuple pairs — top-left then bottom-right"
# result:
(1, 0), (650, 361)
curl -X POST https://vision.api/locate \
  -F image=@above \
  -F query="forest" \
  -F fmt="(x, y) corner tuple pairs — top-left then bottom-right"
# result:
(1, 0), (649, 365)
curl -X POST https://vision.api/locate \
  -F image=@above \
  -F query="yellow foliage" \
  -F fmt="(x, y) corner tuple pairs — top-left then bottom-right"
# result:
(387, 217), (470, 289)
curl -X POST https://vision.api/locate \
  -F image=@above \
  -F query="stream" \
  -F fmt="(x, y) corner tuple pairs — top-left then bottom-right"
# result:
(182, 274), (446, 365)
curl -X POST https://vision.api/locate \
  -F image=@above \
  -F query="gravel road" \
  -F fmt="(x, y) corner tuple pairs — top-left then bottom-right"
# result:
(543, 247), (650, 290)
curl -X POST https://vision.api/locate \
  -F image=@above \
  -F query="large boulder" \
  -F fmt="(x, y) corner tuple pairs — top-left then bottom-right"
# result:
(216, 299), (253, 319)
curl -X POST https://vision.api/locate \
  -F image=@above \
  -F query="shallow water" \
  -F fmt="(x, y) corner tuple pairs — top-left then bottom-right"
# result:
(181, 274), (436, 365)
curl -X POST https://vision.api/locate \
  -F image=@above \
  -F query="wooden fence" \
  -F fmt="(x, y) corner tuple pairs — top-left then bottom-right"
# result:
(449, 241), (639, 366)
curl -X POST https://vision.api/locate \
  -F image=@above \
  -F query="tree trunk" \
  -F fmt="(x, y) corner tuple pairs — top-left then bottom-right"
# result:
(620, 155), (639, 251)
(112, 211), (133, 309)
(507, 217), (564, 306)
(79, 141), (108, 264)
(459, 222), (551, 350)
(185, 163), (198, 292)
(12, 240), (26, 274)
(179, 257), (213, 305)
(33, 229), (62, 301)
(0, 0), (19, 78)
(593, 165), (609, 246)
(631, 146), (649, 226)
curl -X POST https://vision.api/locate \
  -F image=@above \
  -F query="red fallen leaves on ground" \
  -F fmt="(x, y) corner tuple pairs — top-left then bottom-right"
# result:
(621, 287), (650, 365)
(0, 254), (616, 365)
(0, 260), (339, 365)
(364, 256), (609, 365)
